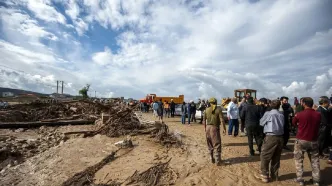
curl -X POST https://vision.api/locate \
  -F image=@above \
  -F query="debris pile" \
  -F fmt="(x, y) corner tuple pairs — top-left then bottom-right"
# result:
(0, 101), (112, 122)
(61, 151), (118, 186)
(0, 128), (66, 171)
(124, 159), (176, 186)
(95, 107), (142, 137)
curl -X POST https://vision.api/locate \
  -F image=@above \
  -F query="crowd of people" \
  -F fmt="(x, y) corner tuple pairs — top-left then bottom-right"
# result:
(142, 94), (332, 186)
(204, 95), (331, 185)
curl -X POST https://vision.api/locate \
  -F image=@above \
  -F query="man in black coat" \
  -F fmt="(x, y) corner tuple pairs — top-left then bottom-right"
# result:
(170, 99), (176, 117)
(240, 97), (262, 156)
(280, 96), (293, 150)
(316, 97), (332, 157)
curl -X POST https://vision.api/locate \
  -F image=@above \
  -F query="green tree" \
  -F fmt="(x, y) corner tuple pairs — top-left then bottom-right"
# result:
(79, 84), (90, 99)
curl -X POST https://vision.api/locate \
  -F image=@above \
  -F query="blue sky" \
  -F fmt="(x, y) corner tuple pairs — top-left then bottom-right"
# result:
(0, 0), (332, 100)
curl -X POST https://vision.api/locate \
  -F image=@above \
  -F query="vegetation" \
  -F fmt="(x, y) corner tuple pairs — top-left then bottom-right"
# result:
(79, 84), (90, 99)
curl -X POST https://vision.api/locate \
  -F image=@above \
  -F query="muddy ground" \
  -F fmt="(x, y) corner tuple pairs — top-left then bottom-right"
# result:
(1, 112), (332, 186)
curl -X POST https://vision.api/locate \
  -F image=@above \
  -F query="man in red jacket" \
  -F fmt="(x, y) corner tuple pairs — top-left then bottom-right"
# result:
(292, 97), (321, 186)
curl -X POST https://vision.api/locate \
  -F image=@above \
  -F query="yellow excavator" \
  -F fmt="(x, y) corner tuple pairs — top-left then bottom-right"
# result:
(221, 89), (257, 109)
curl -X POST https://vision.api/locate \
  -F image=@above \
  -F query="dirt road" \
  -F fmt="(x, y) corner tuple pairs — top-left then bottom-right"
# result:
(1, 112), (331, 186)
(136, 113), (332, 186)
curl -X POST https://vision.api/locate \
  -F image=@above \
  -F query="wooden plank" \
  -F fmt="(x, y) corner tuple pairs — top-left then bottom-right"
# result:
(0, 120), (95, 129)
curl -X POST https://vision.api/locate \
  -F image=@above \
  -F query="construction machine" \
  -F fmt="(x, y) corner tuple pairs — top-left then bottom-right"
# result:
(221, 89), (257, 109)
(139, 94), (184, 104)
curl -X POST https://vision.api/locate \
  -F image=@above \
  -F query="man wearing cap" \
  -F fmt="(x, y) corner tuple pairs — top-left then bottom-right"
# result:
(203, 97), (226, 166)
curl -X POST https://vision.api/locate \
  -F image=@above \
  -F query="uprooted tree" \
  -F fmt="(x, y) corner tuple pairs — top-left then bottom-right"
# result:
(79, 84), (90, 99)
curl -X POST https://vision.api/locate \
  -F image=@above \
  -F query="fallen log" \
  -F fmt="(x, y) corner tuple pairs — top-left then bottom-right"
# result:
(0, 120), (95, 129)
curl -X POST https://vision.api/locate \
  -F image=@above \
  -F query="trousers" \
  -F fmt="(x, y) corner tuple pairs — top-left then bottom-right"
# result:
(246, 125), (263, 154)
(294, 139), (320, 182)
(240, 118), (245, 133)
(228, 119), (239, 136)
(206, 125), (222, 163)
(318, 125), (331, 155)
(260, 135), (284, 178)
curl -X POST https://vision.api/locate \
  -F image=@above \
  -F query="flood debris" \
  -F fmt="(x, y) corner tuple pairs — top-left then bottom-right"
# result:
(61, 151), (118, 186)
(124, 158), (176, 186)
(0, 128), (67, 171)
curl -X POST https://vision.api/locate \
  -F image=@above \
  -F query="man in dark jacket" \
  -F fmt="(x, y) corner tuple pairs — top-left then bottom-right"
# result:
(239, 97), (248, 136)
(189, 100), (197, 123)
(170, 99), (176, 117)
(181, 102), (187, 124)
(240, 97), (262, 156)
(198, 100), (207, 124)
(295, 97), (304, 114)
(316, 97), (332, 157)
(280, 96), (293, 150)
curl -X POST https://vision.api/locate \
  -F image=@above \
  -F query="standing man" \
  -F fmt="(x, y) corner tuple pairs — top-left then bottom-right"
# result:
(294, 97), (299, 106)
(292, 97), (321, 186)
(239, 97), (248, 136)
(164, 101), (170, 118)
(240, 97), (263, 156)
(259, 100), (284, 183)
(170, 99), (176, 118)
(203, 97), (226, 166)
(190, 100), (197, 123)
(181, 102), (187, 124)
(157, 98), (164, 123)
(152, 101), (159, 118)
(227, 97), (239, 137)
(198, 100), (207, 124)
(316, 97), (331, 158)
(280, 96), (292, 150)
(187, 100), (193, 125)
(295, 98), (305, 114)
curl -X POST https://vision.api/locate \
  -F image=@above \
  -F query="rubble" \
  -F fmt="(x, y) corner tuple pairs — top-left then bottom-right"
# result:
(0, 128), (67, 171)
(124, 158), (176, 186)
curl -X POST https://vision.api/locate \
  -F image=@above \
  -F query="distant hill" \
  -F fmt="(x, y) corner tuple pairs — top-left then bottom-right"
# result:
(0, 87), (49, 97)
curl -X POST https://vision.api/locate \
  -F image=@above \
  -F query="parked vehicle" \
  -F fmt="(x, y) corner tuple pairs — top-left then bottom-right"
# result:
(195, 105), (228, 123)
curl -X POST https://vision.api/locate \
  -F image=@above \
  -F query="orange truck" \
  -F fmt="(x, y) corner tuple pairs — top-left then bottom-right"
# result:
(139, 94), (184, 104)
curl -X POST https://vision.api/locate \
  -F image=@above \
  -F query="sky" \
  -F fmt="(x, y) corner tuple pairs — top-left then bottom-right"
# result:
(0, 0), (332, 101)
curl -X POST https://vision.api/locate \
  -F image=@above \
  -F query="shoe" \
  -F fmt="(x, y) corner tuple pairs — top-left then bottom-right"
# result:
(260, 174), (269, 183)
(270, 172), (279, 181)
(295, 179), (304, 186)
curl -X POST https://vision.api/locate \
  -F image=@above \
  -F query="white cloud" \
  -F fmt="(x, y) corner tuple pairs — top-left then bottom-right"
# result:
(25, 0), (66, 24)
(0, 8), (58, 41)
(65, 0), (80, 20)
(92, 47), (113, 66)
(1, 0), (332, 101)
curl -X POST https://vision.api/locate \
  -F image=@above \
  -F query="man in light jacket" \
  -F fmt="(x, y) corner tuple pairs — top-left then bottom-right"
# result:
(227, 97), (239, 136)
(259, 100), (284, 183)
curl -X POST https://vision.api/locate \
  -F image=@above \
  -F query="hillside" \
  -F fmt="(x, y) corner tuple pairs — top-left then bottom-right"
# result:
(0, 87), (49, 97)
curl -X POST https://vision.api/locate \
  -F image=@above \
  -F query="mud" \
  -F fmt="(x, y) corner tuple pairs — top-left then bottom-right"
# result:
(1, 112), (332, 186)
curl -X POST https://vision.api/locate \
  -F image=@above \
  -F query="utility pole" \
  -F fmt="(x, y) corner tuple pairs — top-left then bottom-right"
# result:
(56, 80), (59, 94)
(95, 91), (96, 98)
(61, 81), (64, 94)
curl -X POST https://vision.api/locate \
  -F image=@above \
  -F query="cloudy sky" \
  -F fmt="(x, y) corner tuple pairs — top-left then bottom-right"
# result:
(0, 0), (332, 101)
